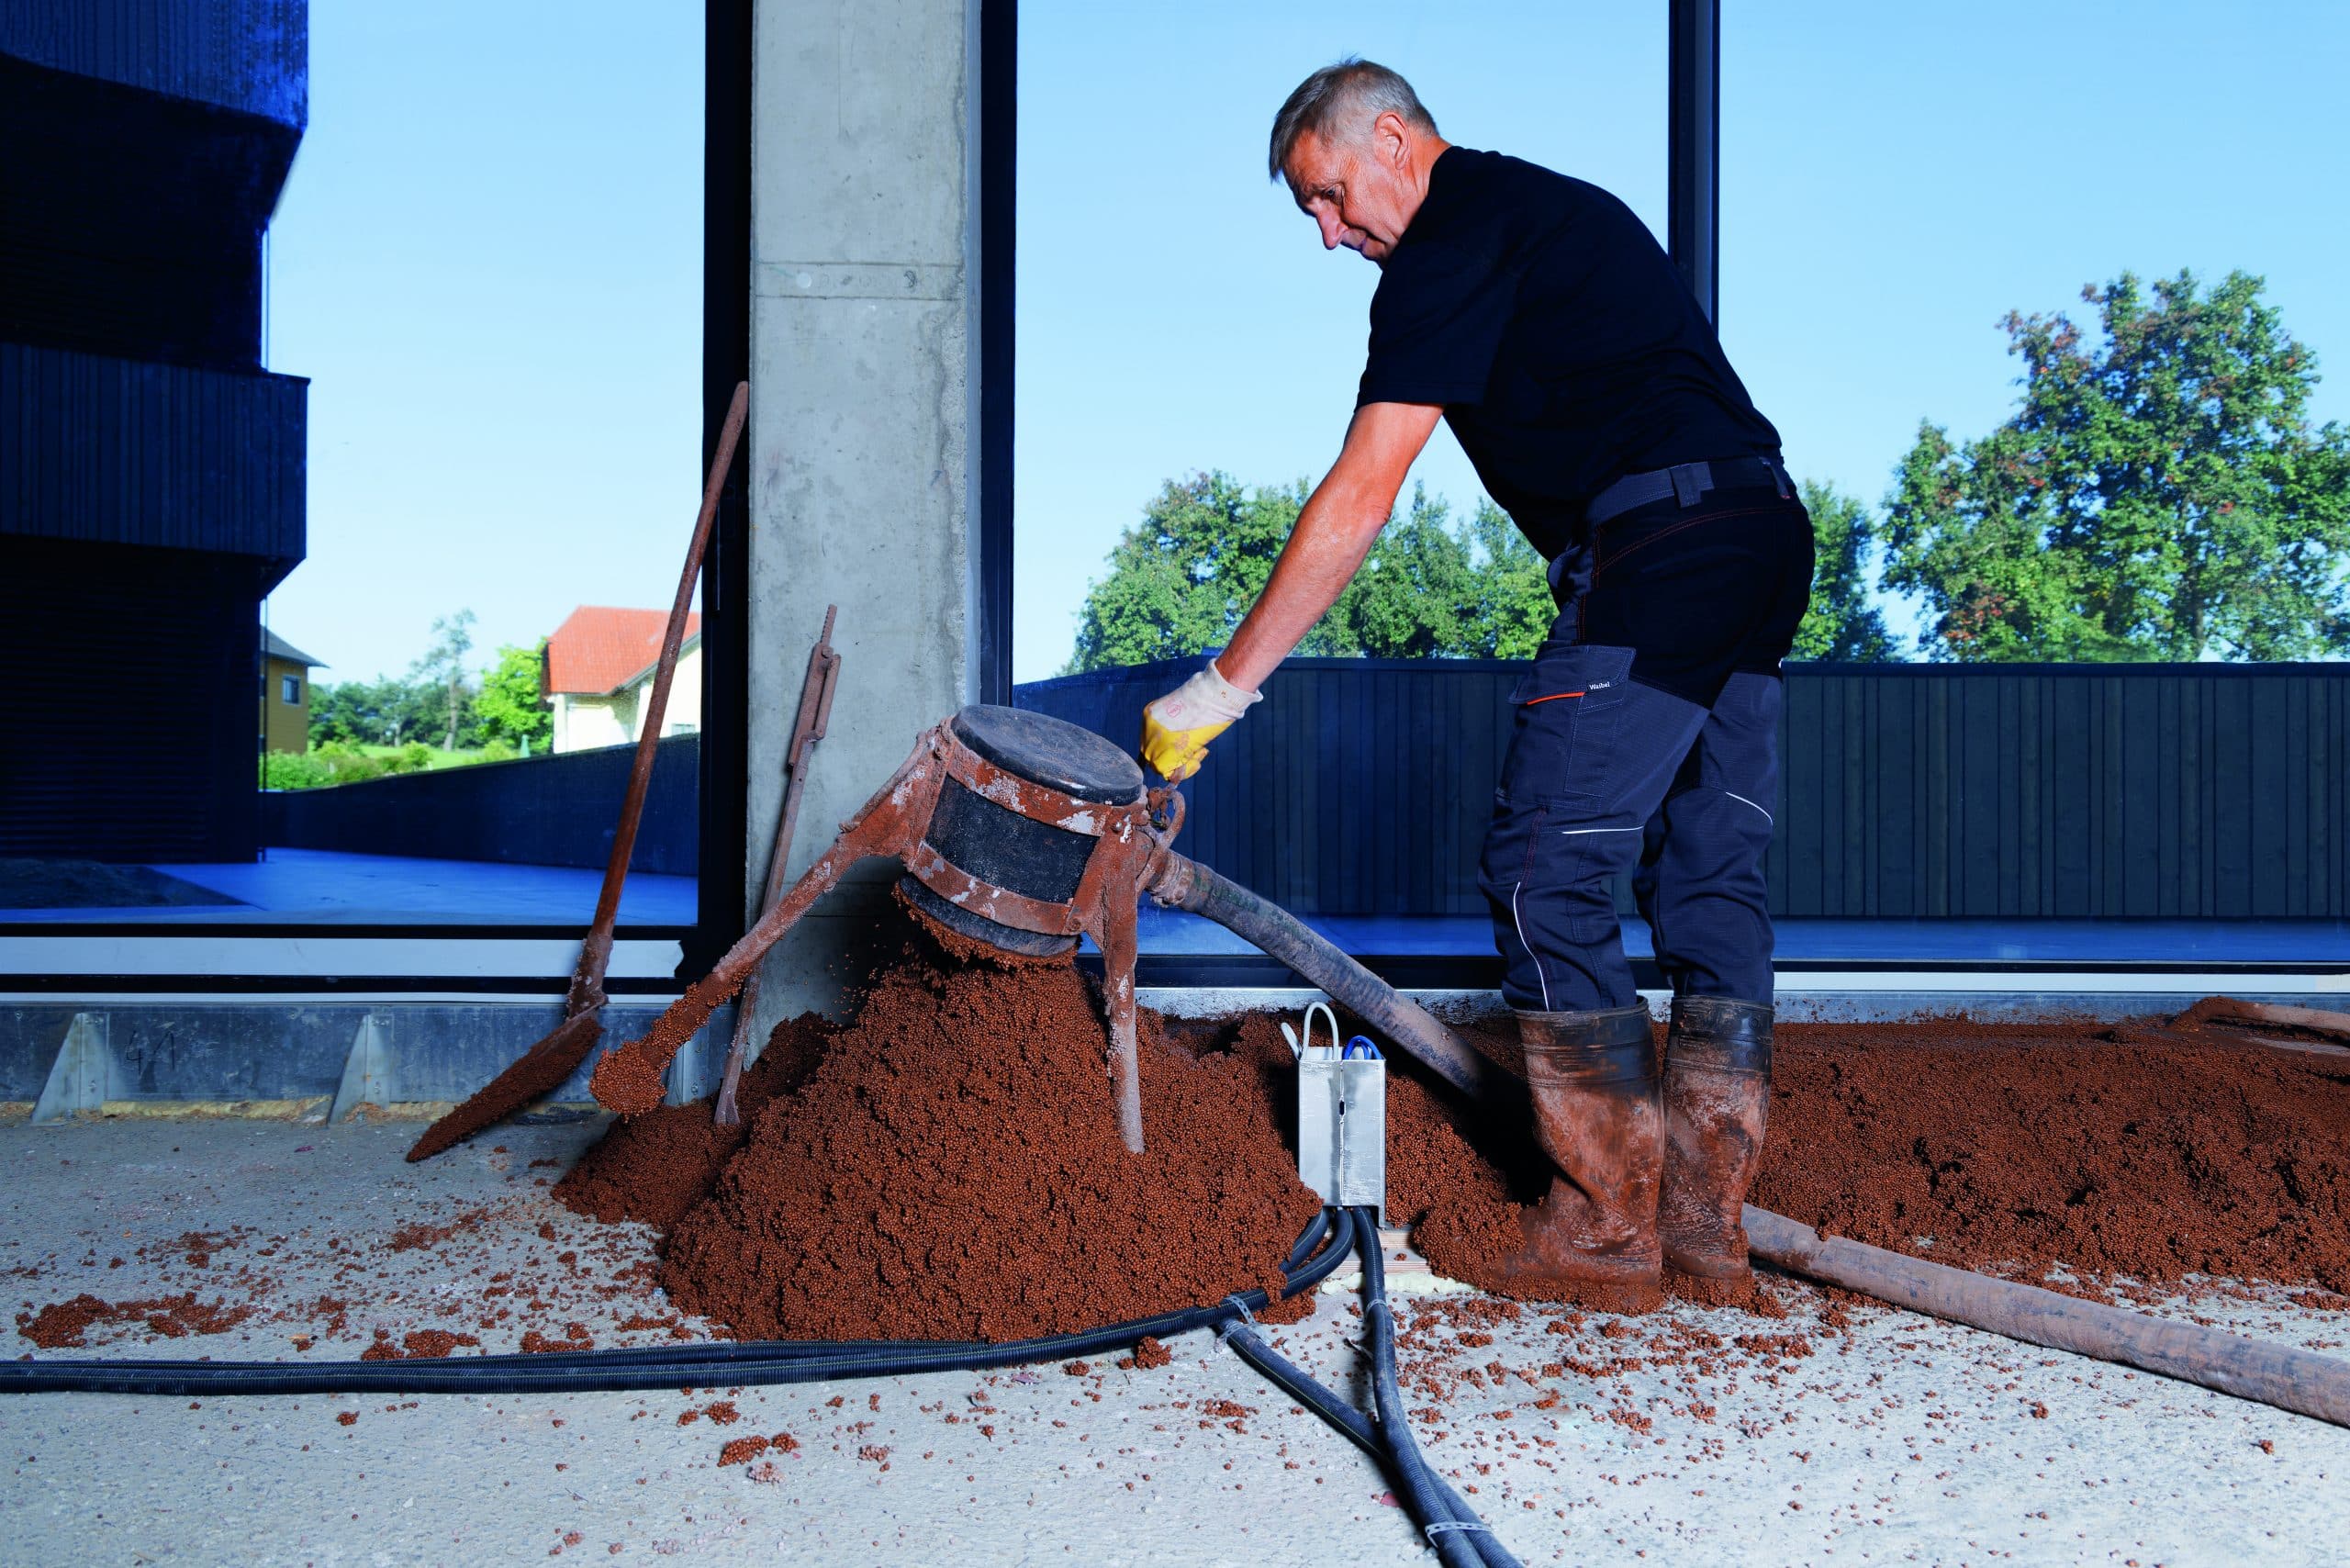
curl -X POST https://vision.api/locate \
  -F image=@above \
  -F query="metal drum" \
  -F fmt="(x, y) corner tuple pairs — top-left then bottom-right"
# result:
(897, 705), (1147, 956)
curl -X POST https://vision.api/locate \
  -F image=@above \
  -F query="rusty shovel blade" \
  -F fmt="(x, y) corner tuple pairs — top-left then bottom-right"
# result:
(405, 1003), (609, 1163)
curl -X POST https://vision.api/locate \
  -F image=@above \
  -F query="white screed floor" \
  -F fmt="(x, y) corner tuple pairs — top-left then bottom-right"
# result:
(1, 1118), (2344, 1566)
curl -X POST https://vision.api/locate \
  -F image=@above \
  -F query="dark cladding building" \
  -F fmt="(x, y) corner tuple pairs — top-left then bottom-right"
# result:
(0, 1), (308, 862)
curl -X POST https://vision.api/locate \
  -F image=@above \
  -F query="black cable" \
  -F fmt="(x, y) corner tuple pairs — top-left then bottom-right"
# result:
(0, 1211), (1358, 1399)
(1282, 1207), (1340, 1272)
(1220, 1320), (1520, 1563)
(1214, 1213), (1380, 1458)
(1, 1204), (1514, 1564)
(1357, 1208), (1523, 1568)
(1214, 1212), (1515, 1568)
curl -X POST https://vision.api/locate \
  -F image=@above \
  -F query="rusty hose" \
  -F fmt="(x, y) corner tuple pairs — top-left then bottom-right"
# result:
(1146, 852), (1520, 1108)
(1745, 1207), (2350, 1428)
(1139, 862), (2350, 1428)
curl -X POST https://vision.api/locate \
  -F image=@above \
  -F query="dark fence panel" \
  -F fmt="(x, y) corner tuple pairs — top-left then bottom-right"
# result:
(1016, 660), (2350, 920)
(263, 735), (699, 877)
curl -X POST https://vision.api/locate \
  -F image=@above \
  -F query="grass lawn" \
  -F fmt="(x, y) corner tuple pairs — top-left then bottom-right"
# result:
(353, 743), (504, 770)
(263, 738), (535, 790)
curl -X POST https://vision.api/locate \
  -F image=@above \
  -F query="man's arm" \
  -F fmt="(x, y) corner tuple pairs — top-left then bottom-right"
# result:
(1217, 400), (1443, 689)
(1139, 400), (1441, 781)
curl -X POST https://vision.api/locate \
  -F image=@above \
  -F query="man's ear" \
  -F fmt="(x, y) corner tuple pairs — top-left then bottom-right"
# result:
(1373, 109), (1411, 168)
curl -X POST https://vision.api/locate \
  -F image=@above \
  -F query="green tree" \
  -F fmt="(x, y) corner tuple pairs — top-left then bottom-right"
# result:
(1790, 479), (1896, 662)
(1065, 473), (1309, 671)
(308, 674), (438, 747)
(474, 641), (554, 752)
(409, 610), (478, 749)
(1883, 270), (2350, 660)
(1063, 474), (1560, 672)
(1463, 499), (1557, 660)
(1326, 487), (1479, 656)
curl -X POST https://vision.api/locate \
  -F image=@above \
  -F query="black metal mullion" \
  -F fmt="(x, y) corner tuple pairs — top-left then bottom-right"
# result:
(976, 0), (1017, 706)
(688, 0), (755, 976)
(1668, 0), (1720, 325)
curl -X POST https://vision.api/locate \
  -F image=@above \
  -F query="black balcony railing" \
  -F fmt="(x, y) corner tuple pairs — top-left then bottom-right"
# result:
(1, 343), (306, 576)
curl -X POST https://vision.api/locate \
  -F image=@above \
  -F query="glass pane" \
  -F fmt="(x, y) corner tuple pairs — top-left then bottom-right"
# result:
(1016, 5), (1667, 680)
(1721, 3), (2350, 662)
(2, 3), (703, 926)
(1015, 8), (1667, 962)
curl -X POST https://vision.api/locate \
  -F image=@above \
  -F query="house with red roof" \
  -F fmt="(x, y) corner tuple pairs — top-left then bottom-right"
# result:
(543, 606), (702, 754)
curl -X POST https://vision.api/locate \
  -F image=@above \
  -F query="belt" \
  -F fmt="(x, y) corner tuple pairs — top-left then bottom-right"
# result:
(1586, 454), (1791, 527)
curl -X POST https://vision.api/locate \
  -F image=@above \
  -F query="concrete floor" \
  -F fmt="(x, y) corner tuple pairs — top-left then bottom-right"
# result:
(2, 1117), (2345, 1566)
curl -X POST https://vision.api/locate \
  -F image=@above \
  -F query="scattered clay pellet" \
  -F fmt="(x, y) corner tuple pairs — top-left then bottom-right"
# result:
(520, 935), (2350, 1358)
(570, 942), (1319, 1343)
(16, 1292), (251, 1349)
(717, 1435), (769, 1466)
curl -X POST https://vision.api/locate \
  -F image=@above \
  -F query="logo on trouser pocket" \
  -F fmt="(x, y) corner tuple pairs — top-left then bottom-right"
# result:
(1499, 645), (1637, 808)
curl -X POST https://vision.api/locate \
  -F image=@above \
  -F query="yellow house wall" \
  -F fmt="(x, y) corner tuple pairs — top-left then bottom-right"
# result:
(263, 655), (310, 754)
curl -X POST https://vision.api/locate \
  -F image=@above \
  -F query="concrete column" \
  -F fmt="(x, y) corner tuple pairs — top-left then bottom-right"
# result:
(743, 0), (981, 1034)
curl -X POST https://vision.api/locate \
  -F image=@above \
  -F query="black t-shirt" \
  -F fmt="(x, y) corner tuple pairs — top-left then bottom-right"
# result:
(1357, 146), (1782, 561)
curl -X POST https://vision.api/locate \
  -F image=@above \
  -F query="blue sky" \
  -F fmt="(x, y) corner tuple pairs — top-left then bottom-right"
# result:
(267, 2), (2349, 685)
(266, 2), (703, 686)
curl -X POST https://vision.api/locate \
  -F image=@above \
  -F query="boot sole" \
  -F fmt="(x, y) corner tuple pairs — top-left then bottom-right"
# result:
(1662, 1265), (1755, 1309)
(1484, 1271), (1665, 1316)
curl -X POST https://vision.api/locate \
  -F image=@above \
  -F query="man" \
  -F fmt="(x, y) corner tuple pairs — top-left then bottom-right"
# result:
(1141, 60), (1812, 1308)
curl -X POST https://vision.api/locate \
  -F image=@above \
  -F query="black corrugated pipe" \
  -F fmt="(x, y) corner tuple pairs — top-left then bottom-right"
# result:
(1355, 1209), (1521, 1568)
(1212, 1222), (1522, 1568)
(0, 1213), (1358, 1399)
(4, 1207), (1520, 1559)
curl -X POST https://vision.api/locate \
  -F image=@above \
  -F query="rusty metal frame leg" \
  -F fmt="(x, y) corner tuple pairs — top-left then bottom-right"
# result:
(589, 729), (948, 1115)
(715, 608), (843, 1126)
(1090, 875), (1145, 1155)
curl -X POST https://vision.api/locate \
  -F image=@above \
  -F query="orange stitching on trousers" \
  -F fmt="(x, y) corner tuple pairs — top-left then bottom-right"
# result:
(1593, 504), (1788, 577)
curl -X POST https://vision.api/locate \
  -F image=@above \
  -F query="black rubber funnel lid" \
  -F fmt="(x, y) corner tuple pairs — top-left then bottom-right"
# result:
(950, 705), (1144, 805)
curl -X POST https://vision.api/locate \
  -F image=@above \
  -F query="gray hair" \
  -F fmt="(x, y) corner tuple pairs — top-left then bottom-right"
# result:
(1268, 58), (1438, 183)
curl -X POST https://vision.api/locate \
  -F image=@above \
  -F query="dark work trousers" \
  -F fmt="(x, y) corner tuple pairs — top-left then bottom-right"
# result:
(1479, 484), (1815, 1014)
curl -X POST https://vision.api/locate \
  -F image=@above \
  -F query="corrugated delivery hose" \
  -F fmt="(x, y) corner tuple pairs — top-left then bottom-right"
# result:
(0, 1208), (1517, 1560)
(0, 1213), (1351, 1399)
(1218, 1210), (1521, 1568)
(1358, 1208), (1525, 1568)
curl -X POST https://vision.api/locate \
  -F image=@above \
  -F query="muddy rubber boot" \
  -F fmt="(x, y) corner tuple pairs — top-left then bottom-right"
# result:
(1657, 996), (1774, 1304)
(1490, 1004), (1663, 1311)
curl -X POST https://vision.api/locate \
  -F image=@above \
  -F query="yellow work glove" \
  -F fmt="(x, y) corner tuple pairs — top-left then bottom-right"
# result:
(1140, 660), (1261, 783)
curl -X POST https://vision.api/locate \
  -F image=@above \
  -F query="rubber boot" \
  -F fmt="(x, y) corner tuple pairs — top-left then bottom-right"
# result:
(1490, 1004), (1662, 1311)
(1657, 996), (1774, 1305)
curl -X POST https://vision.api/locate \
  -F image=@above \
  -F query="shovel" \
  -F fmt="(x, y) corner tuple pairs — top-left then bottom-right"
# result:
(407, 381), (749, 1161)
